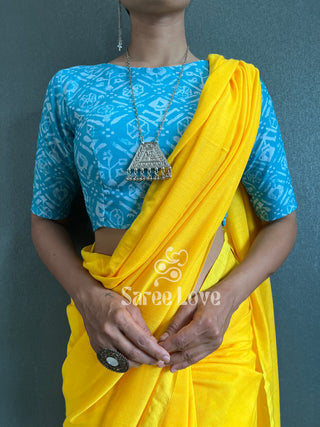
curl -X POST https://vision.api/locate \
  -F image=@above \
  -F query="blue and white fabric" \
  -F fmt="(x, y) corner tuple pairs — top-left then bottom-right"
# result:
(31, 60), (297, 231)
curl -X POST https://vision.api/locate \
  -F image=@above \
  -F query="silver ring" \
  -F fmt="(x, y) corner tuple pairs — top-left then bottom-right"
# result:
(97, 348), (129, 373)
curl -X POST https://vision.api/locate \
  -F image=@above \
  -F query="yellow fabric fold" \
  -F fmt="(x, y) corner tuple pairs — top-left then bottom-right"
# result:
(62, 53), (280, 426)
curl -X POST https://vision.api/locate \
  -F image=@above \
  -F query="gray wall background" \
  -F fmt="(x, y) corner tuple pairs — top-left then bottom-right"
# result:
(1, 0), (319, 425)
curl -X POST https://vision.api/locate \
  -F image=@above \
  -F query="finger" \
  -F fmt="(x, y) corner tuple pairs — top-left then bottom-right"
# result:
(112, 330), (160, 366)
(167, 327), (224, 369)
(126, 359), (141, 368)
(168, 337), (219, 366)
(92, 321), (160, 366)
(95, 344), (141, 369)
(159, 320), (200, 353)
(118, 310), (171, 363)
(158, 302), (196, 342)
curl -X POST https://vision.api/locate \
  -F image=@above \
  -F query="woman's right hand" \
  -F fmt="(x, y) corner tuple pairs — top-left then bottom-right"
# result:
(74, 282), (171, 369)
(30, 216), (170, 368)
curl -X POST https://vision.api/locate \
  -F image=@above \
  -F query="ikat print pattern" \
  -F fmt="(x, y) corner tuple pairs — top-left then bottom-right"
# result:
(242, 82), (297, 221)
(31, 60), (297, 230)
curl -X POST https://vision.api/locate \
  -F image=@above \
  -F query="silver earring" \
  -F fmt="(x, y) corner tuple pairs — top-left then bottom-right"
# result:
(117, 0), (123, 51)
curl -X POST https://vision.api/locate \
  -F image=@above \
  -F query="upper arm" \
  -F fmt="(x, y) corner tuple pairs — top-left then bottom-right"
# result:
(31, 70), (80, 221)
(241, 80), (297, 222)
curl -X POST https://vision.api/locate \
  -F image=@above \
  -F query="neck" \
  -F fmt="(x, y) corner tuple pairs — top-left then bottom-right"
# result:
(123, 12), (196, 67)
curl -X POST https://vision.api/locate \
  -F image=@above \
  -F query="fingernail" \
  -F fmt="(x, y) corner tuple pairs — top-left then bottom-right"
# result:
(157, 360), (165, 368)
(159, 332), (169, 342)
(171, 367), (177, 373)
(163, 355), (170, 363)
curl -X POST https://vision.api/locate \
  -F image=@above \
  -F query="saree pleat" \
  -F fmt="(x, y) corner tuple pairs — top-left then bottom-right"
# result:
(62, 54), (280, 426)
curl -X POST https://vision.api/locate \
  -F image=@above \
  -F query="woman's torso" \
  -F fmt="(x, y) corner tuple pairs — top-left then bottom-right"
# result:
(31, 57), (297, 283)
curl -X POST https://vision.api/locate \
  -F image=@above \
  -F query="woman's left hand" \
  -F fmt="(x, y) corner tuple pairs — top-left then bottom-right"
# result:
(159, 212), (298, 373)
(158, 283), (238, 372)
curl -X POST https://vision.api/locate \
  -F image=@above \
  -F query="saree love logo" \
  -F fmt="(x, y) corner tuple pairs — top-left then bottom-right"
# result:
(153, 246), (189, 286)
(121, 247), (221, 306)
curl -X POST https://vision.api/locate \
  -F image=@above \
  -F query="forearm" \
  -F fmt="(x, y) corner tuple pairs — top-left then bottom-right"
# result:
(31, 213), (171, 365)
(212, 211), (298, 310)
(31, 213), (102, 305)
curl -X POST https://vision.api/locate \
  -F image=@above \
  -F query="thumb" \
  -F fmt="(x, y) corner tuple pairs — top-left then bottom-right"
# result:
(158, 303), (196, 342)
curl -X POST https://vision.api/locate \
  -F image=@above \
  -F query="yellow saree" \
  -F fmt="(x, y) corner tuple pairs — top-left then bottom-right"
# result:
(62, 54), (280, 426)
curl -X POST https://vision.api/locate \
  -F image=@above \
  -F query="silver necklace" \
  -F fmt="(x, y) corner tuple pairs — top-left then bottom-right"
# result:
(126, 47), (189, 181)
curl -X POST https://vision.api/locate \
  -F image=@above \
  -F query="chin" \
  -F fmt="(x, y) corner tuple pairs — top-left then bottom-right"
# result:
(121, 0), (191, 15)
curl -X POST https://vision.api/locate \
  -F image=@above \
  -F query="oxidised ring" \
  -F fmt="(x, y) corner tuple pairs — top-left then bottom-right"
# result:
(97, 348), (129, 373)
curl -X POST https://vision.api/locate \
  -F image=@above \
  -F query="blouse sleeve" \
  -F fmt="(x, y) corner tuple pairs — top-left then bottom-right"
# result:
(31, 70), (80, 220)
(241, 80), (297, 221)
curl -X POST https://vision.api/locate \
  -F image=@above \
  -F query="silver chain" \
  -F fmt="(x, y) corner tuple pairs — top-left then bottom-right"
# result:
(126, 46), (189, 145)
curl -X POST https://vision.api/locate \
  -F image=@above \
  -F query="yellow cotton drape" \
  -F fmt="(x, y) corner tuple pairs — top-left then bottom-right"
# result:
(62, 54), (280, 426)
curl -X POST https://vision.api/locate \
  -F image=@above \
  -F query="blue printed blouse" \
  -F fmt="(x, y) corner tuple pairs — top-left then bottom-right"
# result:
(31, 60), (297, 231)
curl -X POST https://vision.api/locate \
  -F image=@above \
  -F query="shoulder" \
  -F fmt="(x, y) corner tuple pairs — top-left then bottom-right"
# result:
(207, 53), (261, 89)
(50, 63), (108, 80)
(46, 63), (109, 97)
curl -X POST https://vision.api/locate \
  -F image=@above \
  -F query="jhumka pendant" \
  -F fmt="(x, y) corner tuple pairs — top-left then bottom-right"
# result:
(126, 141), (172, 181)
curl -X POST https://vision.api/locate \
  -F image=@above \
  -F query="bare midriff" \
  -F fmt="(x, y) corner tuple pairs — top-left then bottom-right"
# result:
(94, 224), (225, 294)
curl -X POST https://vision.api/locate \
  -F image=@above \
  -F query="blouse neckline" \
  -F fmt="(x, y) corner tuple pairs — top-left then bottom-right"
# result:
(103, 59), (209, 71)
